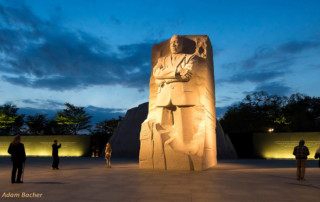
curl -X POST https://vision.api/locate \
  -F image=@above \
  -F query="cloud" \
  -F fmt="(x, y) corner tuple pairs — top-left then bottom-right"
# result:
(85, 106), (126, 124)
(237, 45), (298, 71)
(216, 96), (233, 105)
(219, 36), (319, 88)
(213, 46), (223, 56)
(2, 75), (31, 86)
(221, 33), (320, 80)
(14, 99), (126, 123)
(278, 40), (320, 54)
(21, 99), (38, 105)
(0, 3), (155, 91)
(221, 70), (286, 84)
(220, 45), (293, 85)
(250, 82), (291, 96)
(18, 106), (125, 124)
(20, 99), (66, 109)
(108, 16), (121, 25)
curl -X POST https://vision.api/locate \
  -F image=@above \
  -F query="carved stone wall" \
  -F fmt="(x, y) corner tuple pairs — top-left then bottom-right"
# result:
(139, 35), (217, 170)
(108, 102), (237, 160)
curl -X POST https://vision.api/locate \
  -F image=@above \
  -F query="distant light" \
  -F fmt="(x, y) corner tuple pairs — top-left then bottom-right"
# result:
(0, 136), (90, 157)
(254, 132), (320, 159)
(268, 128), (274, 133)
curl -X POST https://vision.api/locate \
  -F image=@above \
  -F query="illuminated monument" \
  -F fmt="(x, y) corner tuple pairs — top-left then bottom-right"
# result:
(139, 35), (216, 171)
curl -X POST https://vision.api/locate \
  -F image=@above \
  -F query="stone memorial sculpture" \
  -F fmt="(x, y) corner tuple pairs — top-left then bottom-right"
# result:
(139, 35), (216, 171)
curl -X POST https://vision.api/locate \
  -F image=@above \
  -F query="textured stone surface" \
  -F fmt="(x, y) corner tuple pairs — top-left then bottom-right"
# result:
(108, 102), (148, 158)
(140, 35), (217, 170)
(109, 102), (237, 160)
(216, 120), (237, 159)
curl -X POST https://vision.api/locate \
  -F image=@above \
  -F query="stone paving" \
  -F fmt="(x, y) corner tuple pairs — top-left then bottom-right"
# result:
(0, 157), (319, 201)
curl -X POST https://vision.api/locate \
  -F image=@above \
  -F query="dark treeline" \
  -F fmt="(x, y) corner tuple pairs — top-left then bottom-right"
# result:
(0, 103), (122, 139)
(220, 91), (320, 134)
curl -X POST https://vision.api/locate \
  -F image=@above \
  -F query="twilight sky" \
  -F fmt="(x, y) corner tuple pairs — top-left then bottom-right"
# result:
(0, 0), (320, 119)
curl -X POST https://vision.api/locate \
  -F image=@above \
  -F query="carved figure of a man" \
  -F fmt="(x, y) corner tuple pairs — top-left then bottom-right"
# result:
(153, 35), (203, 167)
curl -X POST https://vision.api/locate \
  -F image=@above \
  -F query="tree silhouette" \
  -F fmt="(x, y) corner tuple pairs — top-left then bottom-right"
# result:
(220, 91), (320, 133)
(0, 104), (24, 135)
(25, 114), (48, 135)
(55, 103), (92, 135)
(91, 116), (123, 136)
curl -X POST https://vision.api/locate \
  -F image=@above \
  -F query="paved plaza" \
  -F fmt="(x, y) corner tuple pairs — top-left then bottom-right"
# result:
(0, 157), (319, 201)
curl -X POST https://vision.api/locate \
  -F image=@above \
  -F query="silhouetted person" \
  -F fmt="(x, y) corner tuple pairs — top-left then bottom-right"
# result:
(315, 146), (320, 168)
(8, 135), (26, 183)
(105, 143), (112, 168)
(293, 140), (309, 180)
(52, 140), (61, 170)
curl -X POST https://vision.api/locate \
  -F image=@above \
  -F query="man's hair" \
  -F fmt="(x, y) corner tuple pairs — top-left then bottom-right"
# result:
(299, 139), (305, 146)
(54, 140), (57, 143)
(171, 34), (182, 41)
(11, 135), (21, 145)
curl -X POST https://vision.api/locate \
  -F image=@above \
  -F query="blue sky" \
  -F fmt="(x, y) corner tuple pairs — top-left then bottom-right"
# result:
(0, 0), (319, 119)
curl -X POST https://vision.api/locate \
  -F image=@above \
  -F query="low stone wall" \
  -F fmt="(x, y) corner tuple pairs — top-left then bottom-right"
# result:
(0, 135), (91, 157)
(253, 132), (320, 159)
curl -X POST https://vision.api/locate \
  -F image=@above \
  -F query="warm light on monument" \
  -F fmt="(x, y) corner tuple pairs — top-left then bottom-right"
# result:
(139, 35), (216, 171)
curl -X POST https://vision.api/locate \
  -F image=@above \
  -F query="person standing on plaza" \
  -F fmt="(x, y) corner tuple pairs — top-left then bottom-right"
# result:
(315, 146), (320, 168)
(8, 135), (26, 183)
(105, 142), (112, 168)
(293, 140), (310, 180)
(52, 140), (61, 170)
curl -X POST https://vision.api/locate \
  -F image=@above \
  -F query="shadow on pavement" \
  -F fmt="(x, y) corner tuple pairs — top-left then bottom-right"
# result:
(218, 159), (319, 169)
(59, 168), (90, 170)
(26, 182), (69, 184)
(286, 182), (320, 190)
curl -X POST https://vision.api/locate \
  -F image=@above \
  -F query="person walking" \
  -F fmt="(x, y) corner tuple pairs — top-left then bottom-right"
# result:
(52, 140), (61, 170)
(315, 146), (320, 168)
(293, 140), (310, 180)
(105, 143), (112, 168)
(8, 135), (26, 183)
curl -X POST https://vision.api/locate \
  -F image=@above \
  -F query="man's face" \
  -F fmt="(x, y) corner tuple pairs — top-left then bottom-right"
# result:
(170, 36), (183, 54)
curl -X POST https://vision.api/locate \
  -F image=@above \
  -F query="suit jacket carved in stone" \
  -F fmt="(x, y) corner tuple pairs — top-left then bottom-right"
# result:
(153, 54), (198, 107)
